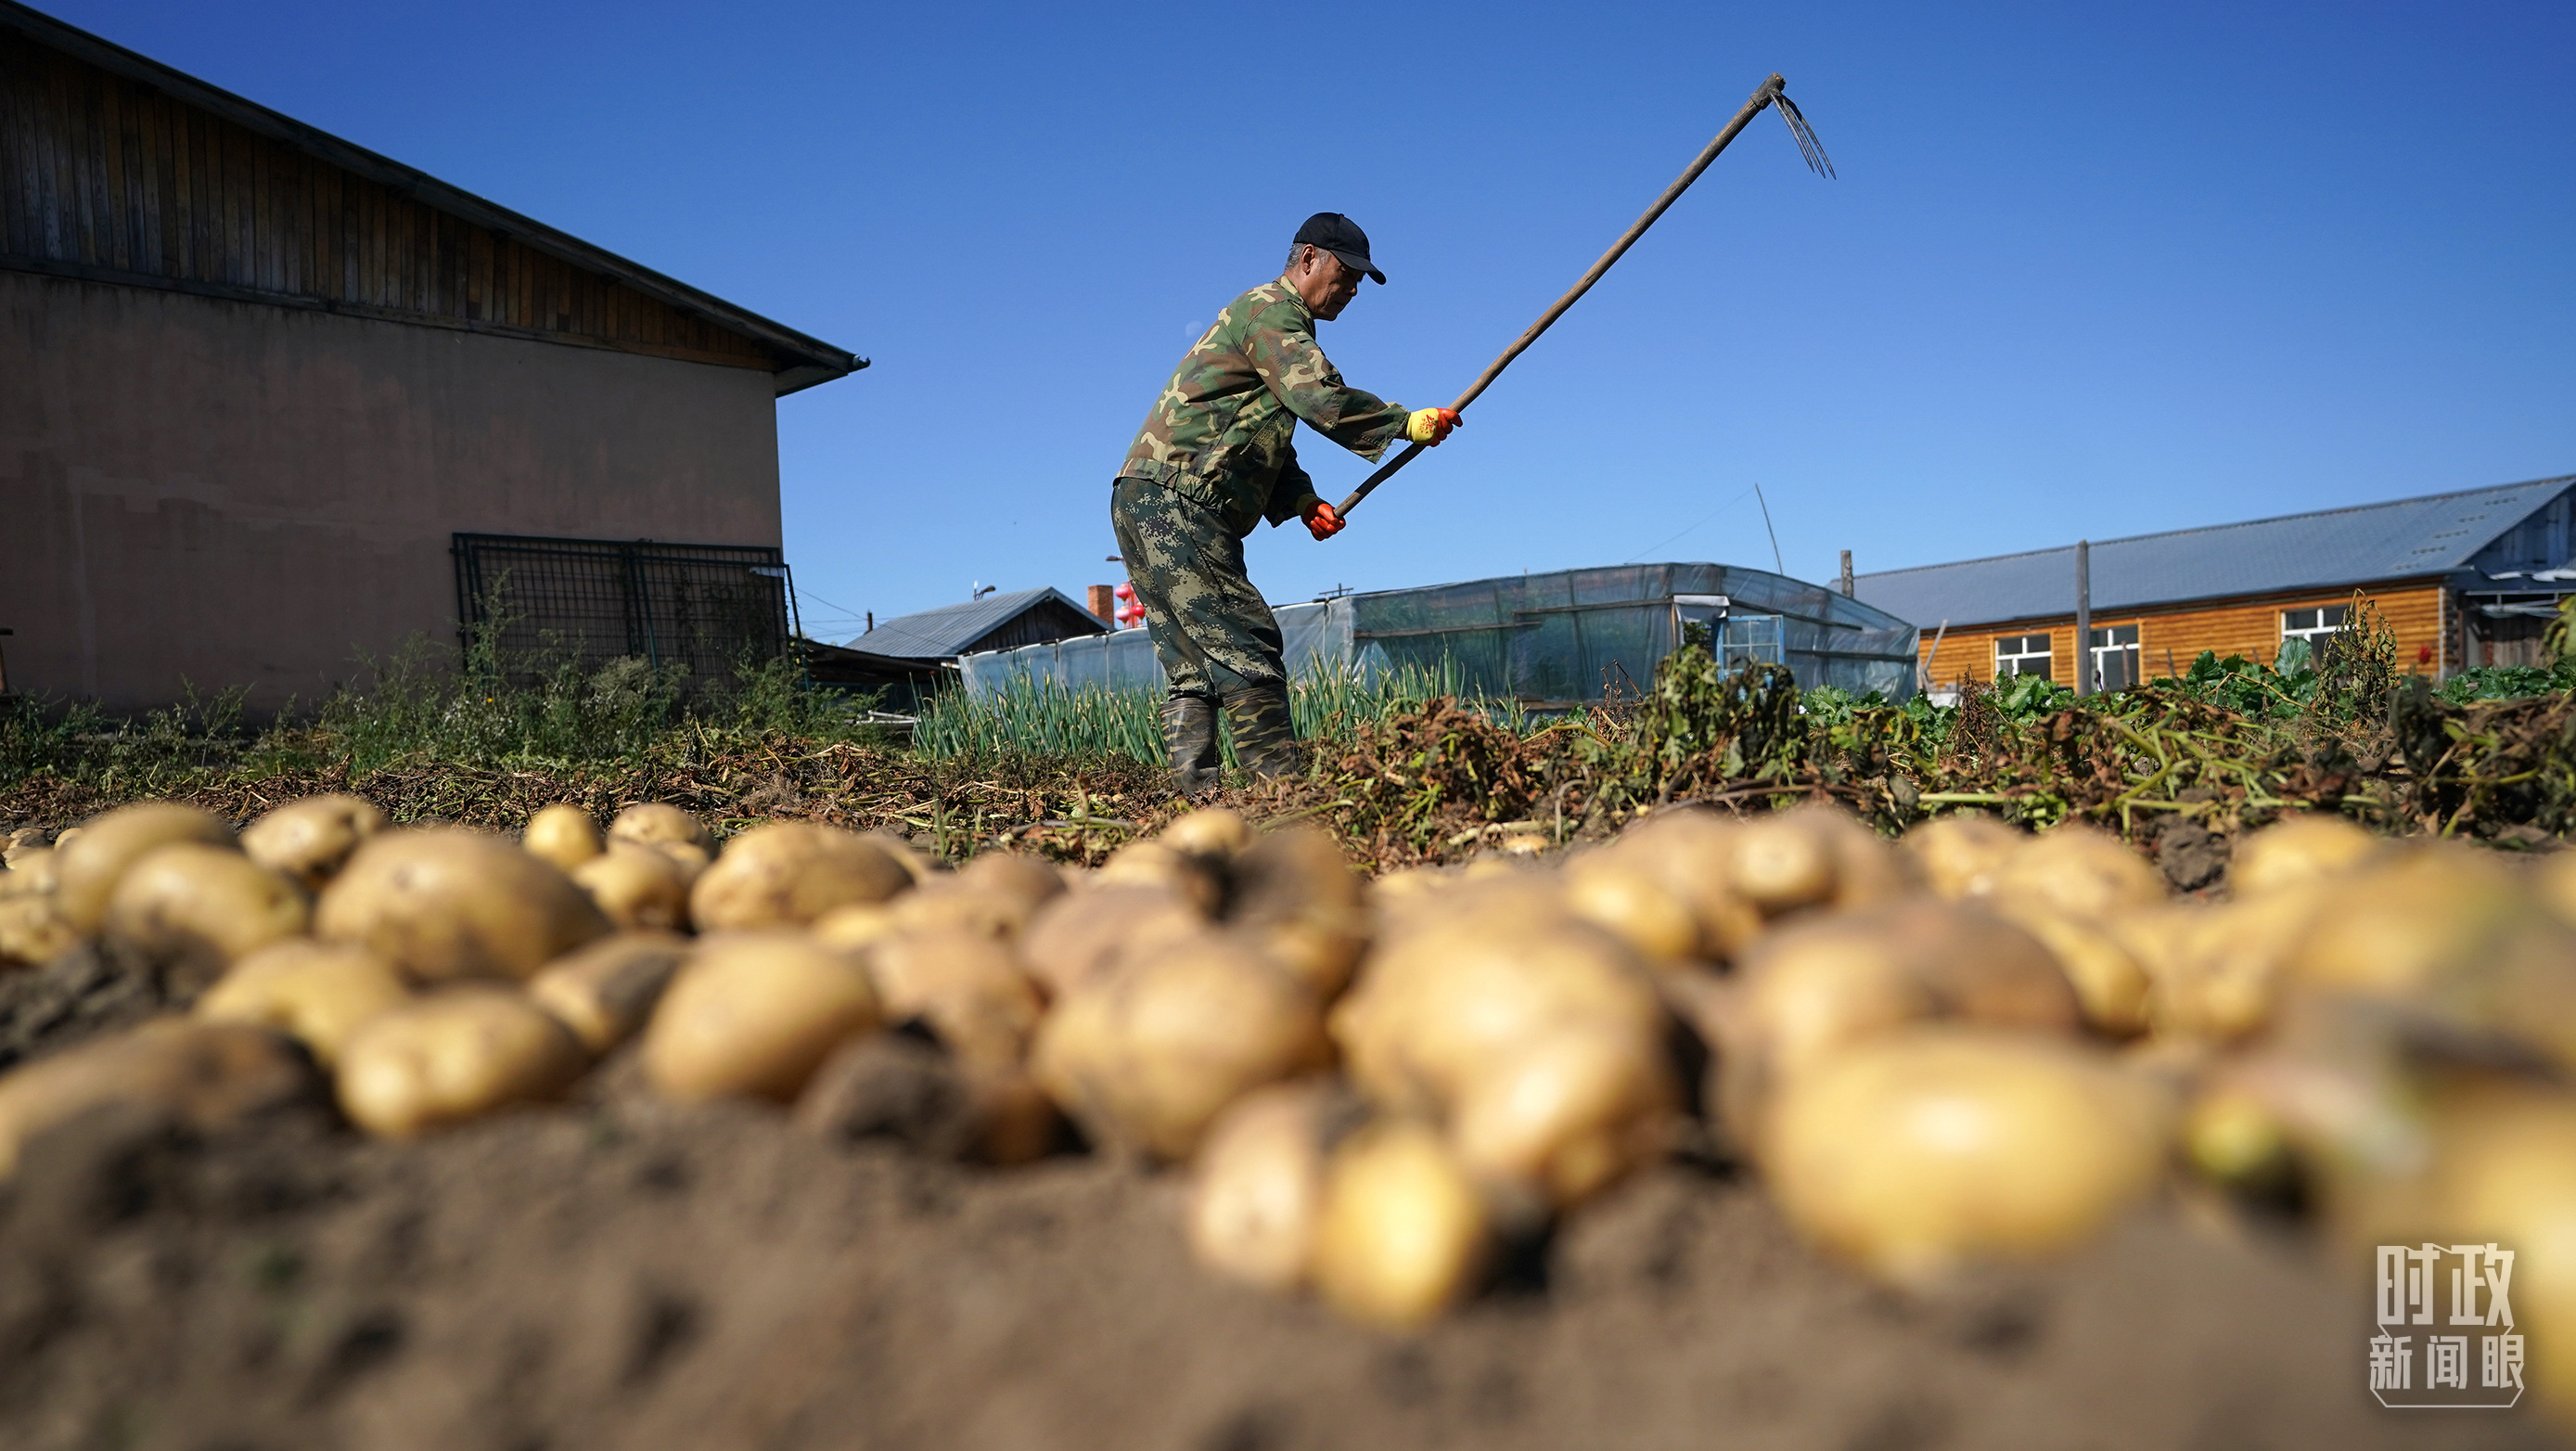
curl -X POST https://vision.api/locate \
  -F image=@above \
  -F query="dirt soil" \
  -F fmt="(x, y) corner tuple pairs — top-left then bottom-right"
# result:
(0, 957), (2562, 1451)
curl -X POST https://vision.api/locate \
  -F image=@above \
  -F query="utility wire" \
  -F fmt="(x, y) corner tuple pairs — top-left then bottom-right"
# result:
(1752, 483), (1785, 574)
(1624, 485), (1759, 565)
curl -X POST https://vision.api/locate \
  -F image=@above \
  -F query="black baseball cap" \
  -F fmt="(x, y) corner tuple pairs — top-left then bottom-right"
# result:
(1293, 212), (1385, 285)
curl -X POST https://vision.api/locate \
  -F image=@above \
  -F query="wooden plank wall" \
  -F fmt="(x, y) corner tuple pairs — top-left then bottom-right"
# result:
(1918, 584), (2452, 686)
(0, 34), (776, 372)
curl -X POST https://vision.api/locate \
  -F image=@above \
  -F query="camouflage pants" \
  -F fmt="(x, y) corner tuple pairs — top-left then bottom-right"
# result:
(1109, 475), (1284, 699)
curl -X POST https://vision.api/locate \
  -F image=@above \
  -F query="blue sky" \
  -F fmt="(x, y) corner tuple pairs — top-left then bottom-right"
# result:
(45, 1), (2576, 641)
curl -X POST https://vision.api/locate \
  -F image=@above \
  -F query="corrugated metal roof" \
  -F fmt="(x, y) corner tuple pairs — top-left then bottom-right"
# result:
(850, 587), (1104, 659)
(1852, 475), (2576, 629)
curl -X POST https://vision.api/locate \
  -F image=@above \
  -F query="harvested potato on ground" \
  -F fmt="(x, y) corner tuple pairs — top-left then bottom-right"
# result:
(688, 822), (912, 931)
(2136, 888), (2331, 1041)
(1311, 1121), (1492, 1329)
(55, 803), (235, 932)
(1711, 901), (2081, 1148)
(2410, 1090), (2576, 1423)
(1984, 902), (2152, 1036)
(885, 880), (1039, 942)
(1, 845), (57, 895)
(196, 940), (413, 1066)
(0, 893), (79, 969)
(527, 931), (689, 1054)
(861, 832), (939, 886)
(317, 828), (609, 982)
(1187, 1081), (1355, 1293)
(1584, 812), (1764, 962)
(572, 841), (694, 931)
(336, 988), (588, 1138)
(102, 842), (311, 985)
(1562, 853), (1702, 969)
(1097, 839), (1224, 914)
(4, 827), (47, 867)
(1990, 822), (2167, 920)
(2230, 814), (2378, 896)
(608, 803), (712, 854)
(813, 902), (899, 953)
(0, 1020), (318, 1177)
(1032, 931), (1329, 1161)
(643, 931), (880, 1103)
(240, 793), (385, 892)
(864, 927), (1045, 1069)
(955, 851), (1068, 913)
(1901, 815), (2022, 901)
(1019, 884), (1206, 998)
(1226, 828), (1368, 997)
(795, 1032), (1063, 1165)
(1448, 1024), (1676, 1210)
(1163, 805), (1252, 860)
(2288, 845), (2544, 997)
(521, 803), (605, 873)
(1337, 915), (1666, 1122)
(1764, 1029), (2172, 1288)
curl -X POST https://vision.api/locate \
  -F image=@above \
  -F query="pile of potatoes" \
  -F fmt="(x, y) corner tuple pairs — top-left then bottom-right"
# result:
(3, 794), (2575, 1406)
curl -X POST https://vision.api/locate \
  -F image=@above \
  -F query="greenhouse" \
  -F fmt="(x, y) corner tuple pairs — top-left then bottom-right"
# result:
(957, 562), (1922, 706)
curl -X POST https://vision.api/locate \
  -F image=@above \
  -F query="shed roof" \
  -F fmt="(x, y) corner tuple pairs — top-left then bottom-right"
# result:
(0, 1), (863, 394)
(852, 587), (1106, 660)
(1852, 475), (2576, 630)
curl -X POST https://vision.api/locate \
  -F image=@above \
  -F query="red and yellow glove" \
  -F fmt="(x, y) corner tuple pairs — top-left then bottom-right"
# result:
(1303, 499), (1346, 541)
(1404, 406), (1462, 445)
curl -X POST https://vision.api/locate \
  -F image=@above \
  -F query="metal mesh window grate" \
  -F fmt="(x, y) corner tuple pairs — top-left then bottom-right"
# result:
(451, 533), (798, 692)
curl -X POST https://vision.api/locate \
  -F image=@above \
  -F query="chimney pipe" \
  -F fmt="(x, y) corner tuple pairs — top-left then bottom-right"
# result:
(1838, 549), (1853, 597)
(1087, 584), (1117, 623)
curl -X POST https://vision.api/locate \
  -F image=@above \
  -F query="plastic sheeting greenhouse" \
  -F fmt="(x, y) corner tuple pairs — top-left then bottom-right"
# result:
(957, 563), (1920, 705)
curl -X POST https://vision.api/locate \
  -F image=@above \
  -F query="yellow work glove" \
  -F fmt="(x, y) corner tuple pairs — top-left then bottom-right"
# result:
(1404, 407), (1462, 445)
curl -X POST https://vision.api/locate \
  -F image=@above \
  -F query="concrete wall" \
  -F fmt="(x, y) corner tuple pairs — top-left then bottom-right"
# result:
(2, 271), (782, 712)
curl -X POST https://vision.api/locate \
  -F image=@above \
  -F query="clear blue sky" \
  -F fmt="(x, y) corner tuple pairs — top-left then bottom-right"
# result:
(45, 1), (2576, 642)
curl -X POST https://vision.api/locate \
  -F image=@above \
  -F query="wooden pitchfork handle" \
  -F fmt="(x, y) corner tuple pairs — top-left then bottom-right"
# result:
(1336, 71), (1827, 519)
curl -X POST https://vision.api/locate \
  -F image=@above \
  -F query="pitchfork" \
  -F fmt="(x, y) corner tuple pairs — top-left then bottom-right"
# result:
(1337, 72), (1834, 519)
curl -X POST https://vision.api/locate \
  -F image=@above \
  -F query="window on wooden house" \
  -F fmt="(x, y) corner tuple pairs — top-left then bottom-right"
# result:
(1994, 634), (2052, 679)
(2088, 624), (2141, 692)
(2281, 604), (2352, 667)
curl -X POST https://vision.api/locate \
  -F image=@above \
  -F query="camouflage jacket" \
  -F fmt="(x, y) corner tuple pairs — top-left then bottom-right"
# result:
(1117, 279), (1413, 537)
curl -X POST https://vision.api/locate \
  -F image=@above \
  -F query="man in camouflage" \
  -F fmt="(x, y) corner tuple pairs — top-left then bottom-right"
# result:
(1112, 212), (1459, 792)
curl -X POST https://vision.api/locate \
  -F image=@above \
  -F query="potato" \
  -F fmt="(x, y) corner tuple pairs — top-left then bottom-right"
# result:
(643, 931), (880, 1103)
(794, 1032), (1062, 1164)
(1187, 1082), (1340, 1293)
(862, 831), (940, 886)
(608, 803), (713, 854)
(885, 881), (1037, 942)
(651, 839), (713, 884)
(521, 803), (605, 873)
(55, 803), (235, 932)
(813, 902), (900, 953)
(2286, 845), (2538, 996)
(336, 988), (589, 1138)
(0, 893), (78, 969)
(864, 927), (1044, 1070)
(1447, 1025), (1675, 1210)
(1019, 884), (1205, 998)
(572, 841), (693, 931)
(1764, 1029), (2172, 1287)
(2415, 1090), (2576, 1422)
(196, 940), (413, 1066)
(3, 826), (47, 867)
(1588, 812), (1764, 962)
(1032, 931), (1329, 1161)
(2140, 888), (2330, 1041)
(1, 845), (57, 895)
(1709, 900), (2080, 1146)
(1983, 902), (2151, 1036)
(527, 931), (689, 1054)
(955, 851), (1067, 913)
(240, 794), (385, 892)
(1162, 805), (1252, 859)
(1226, 828), (1368, 998)
(1096, 839), (1224, 914)
(1732, 804), (1918, 918)
(102, 842), (311, 984)
(1901, 815), (2022, 900)
(317, 828), (609, 982)
(687, 822), (912, 931)
(1562, 853), (1701, 969)
(0, 1019), (317, 1178)
(1367, 866), (1455, 907)
(1336, 916), (1665, 1122)
(1990, 822), (2167, 919)
(2230, 814), (2378, 897)
(1311, 1121), (1491, 1329)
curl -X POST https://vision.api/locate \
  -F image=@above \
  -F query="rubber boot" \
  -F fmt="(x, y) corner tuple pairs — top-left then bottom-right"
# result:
(1221, 680), (1301, 781)
(1162, 693), (1221, 795)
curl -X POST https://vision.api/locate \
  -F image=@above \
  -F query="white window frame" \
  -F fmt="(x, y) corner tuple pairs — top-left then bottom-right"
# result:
(2087, 623), (2141, 691)
(2281, 604), (2352, 648)
(1993, 633), (2053, 680)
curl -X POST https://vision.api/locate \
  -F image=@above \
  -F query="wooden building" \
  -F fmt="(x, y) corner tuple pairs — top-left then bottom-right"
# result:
(0, 3), (862, 711)
(1854, 475), (2576, 690)
(853, 588), (1109, 666)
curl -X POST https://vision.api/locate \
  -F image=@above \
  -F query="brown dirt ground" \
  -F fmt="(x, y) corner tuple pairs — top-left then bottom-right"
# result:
(1, 954), (2566, 1451)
